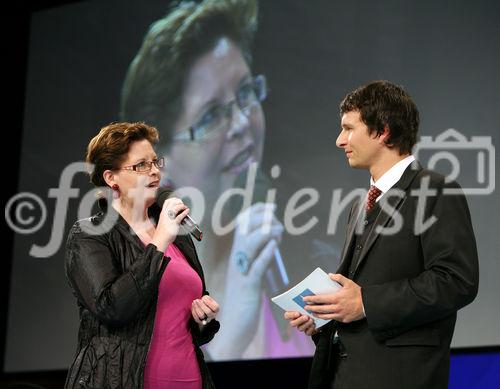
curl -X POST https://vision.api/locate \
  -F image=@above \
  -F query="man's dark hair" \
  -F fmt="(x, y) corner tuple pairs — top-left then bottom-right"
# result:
(340, 80), (419, 154)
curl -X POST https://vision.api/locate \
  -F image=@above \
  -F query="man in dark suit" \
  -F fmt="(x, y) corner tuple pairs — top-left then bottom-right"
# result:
(285, 80), (479, 389)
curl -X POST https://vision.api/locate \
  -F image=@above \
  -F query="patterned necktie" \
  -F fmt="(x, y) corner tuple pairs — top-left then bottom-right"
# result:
(365, 185), (382, 213)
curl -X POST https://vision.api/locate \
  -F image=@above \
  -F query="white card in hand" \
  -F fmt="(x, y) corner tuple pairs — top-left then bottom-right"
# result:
(271, 267), (341, 328)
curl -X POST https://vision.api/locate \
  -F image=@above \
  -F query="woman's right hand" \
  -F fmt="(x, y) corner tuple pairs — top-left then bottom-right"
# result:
(151, 197), (190, 253)
(209, 202), (284, 358)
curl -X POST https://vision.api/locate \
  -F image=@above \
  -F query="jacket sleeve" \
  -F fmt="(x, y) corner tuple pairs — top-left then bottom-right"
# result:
(190, 317), (221, 346)
(362, 179), (479, 340)
(65, 221), (168, 327)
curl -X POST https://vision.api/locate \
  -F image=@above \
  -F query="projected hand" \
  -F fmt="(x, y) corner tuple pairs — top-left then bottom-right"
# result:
(209, 202), (283, 358)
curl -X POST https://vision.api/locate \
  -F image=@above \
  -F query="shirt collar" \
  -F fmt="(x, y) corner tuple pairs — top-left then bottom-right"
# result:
(370, 155), (416, 195)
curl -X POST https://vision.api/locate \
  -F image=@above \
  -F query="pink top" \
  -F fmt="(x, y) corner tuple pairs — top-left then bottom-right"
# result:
(144, 243), (203, 389)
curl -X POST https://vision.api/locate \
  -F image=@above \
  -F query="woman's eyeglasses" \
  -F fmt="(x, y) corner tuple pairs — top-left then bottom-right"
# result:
(121, 157), (165, 173)
(173, 74), (267, 142)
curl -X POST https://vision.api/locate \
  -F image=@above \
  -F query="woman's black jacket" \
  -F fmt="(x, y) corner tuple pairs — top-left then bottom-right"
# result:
(64, 201), (219, 388)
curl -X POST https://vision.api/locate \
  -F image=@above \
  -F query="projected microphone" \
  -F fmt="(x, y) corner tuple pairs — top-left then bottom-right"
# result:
(156, 187), (203, 241)
(229, 167), (290, 297)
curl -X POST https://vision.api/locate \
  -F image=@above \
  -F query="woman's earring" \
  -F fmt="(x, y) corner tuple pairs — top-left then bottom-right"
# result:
(112, 184), (120, 199)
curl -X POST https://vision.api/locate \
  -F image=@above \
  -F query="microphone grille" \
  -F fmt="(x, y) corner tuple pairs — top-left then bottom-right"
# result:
(155, 187), (173, 207)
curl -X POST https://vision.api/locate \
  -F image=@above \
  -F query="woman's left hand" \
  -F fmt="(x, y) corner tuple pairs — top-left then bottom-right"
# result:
(191, 295), (220, 326)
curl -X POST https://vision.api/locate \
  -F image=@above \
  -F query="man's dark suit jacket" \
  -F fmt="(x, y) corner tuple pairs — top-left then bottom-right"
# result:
(309, 162), (479, 389)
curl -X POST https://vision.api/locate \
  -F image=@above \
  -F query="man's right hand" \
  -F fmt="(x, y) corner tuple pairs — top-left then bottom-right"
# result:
(284, 311), (318, 336)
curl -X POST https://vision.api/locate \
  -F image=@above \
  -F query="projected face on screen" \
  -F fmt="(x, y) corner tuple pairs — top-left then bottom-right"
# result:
(165, 38), (265, 204)
(148, 35), (312, 362)
(118, 0), (317, 361)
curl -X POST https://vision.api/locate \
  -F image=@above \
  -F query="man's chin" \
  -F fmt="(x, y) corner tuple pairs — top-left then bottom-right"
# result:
(347, 159), (365, 170)
(347, 159), (358, 167)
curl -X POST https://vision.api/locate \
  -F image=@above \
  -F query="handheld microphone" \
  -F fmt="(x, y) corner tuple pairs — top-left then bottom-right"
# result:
(156, 187), (203, 241)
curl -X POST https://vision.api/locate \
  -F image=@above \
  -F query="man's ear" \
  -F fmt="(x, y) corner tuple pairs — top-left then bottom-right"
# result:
(102, 169), (116, 188)
(379, 124), (391, 145)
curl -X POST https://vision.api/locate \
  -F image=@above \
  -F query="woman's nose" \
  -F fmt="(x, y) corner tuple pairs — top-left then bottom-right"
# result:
(225, 104), (251, 140)
(150, 162), (161, 176)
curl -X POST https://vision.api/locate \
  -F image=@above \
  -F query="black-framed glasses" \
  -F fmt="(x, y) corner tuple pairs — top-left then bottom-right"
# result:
(121, 157), (165, 173)
(173, 74), (267, 142)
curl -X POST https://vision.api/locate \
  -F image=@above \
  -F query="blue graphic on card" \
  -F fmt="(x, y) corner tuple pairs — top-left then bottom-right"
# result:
(292, 288), (316, 309)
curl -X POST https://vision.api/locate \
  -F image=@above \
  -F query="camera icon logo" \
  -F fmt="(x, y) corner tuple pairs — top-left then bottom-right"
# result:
(414, 129), (495, 195)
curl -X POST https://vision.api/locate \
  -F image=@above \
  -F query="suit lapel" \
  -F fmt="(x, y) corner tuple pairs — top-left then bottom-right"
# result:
(353, 161), (422, 275)
(337, 200), (363, 274)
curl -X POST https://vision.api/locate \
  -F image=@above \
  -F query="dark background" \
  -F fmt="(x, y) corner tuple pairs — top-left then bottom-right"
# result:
(3, 0), (500, 388)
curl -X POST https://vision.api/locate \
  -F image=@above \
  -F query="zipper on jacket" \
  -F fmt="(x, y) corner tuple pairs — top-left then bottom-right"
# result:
(139, 252), (167, 388)
(138, 292), (159, 388)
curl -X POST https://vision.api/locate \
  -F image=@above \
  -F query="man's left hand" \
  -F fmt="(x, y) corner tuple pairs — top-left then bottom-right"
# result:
(303, 273), (365, 323)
